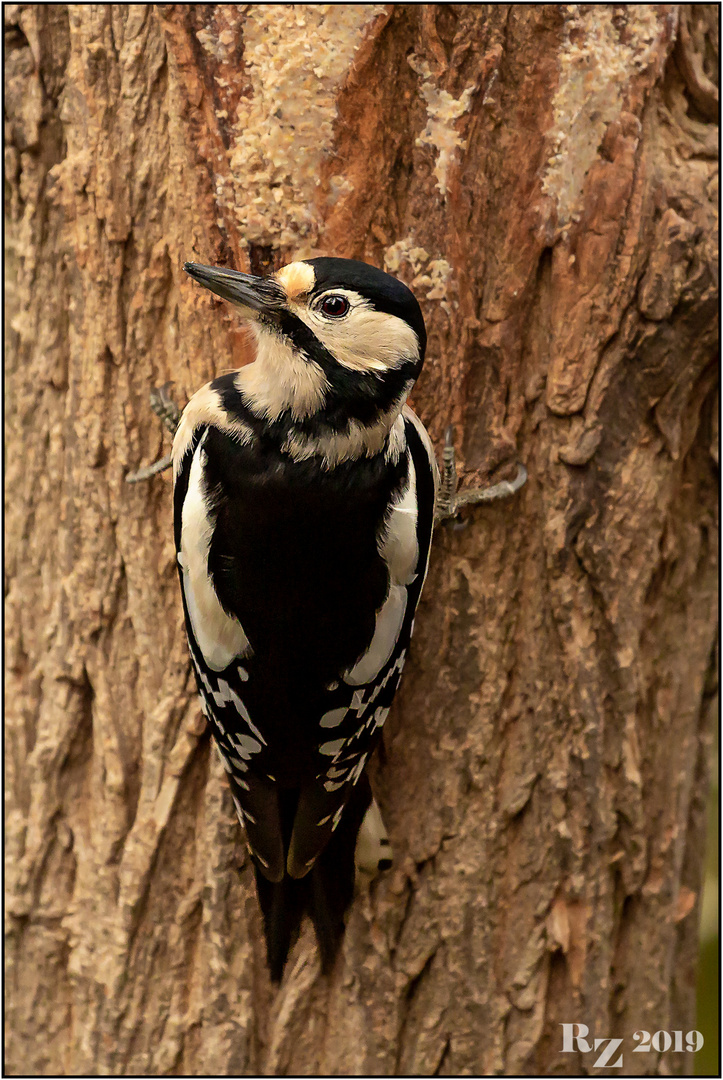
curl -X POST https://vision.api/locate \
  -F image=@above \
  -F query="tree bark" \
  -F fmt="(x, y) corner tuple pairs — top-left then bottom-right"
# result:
(5, 4), (718, 1075)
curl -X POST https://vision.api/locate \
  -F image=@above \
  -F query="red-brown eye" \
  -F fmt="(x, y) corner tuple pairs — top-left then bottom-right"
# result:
(320, 295), (350, 317)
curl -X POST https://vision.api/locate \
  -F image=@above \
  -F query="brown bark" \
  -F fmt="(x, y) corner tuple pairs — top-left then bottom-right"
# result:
(5, 4), (718, 1075)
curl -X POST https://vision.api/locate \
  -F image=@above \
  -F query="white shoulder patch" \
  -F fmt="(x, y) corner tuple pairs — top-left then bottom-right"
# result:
(173, 382), (254, 479)
(379, 451), (418, 587)
(343, 438), (424, 687)
(385, 412), (407, 465)
(402, 405), (439, 507)
(180, 435), (251, 670)
(344, 583), (407, 686)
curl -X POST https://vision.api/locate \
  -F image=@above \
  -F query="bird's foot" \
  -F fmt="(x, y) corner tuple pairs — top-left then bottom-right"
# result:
(435, 426), (527, 523)
(125, 383), (182, 483)
(150, 382), (182, 435)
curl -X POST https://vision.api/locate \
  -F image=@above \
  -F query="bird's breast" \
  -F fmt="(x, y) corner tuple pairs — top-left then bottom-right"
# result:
(200, 424), (407, 691)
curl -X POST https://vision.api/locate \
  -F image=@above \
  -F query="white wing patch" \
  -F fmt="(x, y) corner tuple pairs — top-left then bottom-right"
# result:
(319, 738), (346, 756)
(180, 436), (251, 671)
(379, 452), (419, 586)
(403, 405), (440, 508)
(343, 448), (418, 686)
(343, 584), (407, 686)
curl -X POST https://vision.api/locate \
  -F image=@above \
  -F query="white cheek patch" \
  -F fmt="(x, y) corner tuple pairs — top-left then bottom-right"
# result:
(327, 307), (419, 372)
(291, 296), (420, 373)
(344, 584), (407, 686)
(181, 438), (251, 670)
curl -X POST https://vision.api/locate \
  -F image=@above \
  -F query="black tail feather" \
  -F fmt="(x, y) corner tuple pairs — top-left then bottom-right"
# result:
(255, 868), (308, 981)
(255, 777), (373, 981)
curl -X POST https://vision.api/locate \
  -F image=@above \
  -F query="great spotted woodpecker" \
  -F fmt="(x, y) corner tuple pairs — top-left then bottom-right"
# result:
(174, 258), (438, 980)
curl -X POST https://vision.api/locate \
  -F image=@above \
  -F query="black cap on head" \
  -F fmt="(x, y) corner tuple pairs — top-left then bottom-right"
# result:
(305, 257), (427, 360)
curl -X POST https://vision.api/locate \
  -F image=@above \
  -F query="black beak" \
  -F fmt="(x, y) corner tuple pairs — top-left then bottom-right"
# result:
(183, 262), (286, 318)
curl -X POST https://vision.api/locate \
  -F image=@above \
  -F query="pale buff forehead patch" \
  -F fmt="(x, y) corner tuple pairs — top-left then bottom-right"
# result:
(275, 261), (316, 300)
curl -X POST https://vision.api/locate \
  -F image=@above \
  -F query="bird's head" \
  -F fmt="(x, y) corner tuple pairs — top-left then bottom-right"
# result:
(183, 257), (426, 429)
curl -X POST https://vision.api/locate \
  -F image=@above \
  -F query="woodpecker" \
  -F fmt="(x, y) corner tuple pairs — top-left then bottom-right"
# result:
(174, 257), (438, 980)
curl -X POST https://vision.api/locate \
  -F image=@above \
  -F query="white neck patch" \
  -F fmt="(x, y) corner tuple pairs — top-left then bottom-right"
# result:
(236, 324), (329, 421)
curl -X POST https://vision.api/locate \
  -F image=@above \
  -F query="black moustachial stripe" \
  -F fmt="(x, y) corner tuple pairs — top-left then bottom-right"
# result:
(211, 351), (416, 443)
(278, 309), (420, 428)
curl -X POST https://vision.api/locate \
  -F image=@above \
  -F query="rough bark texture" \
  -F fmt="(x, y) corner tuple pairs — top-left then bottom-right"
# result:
(5, 4), (718, 1075)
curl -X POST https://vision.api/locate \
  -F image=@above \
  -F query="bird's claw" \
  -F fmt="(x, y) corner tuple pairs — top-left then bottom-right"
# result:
(435, 425), (527, 522)
(125, 384), (182, 483)
(150, 382), (182, 435)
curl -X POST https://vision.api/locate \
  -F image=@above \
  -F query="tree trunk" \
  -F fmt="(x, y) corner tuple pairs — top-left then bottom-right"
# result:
(5, 4), (718, 1074)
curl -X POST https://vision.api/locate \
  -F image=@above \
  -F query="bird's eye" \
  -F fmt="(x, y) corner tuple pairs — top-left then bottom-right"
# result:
(319, 295), (350, 318)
